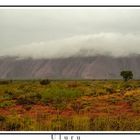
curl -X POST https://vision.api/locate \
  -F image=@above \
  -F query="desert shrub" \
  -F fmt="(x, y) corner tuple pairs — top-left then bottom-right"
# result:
(105, 87), (115, 94)
(67, 81), (78, 88)
(84, 88), (105, 97)
(48, 115), (65, 131)
(18, 84), (26, 90)
(121, 83), (133, 90)
(4, 90), (26, 100)
(23, 104), (32, 111)
(83, 81), (91, 86)
(54, 115), (90, 131)
(93, 88), (107, 96)
(123, 94), (138, 105)
(16, 89), (30, 95)
(118, 83), (134, 95)
(59, 118), (73, 131)
(5, 116), (22, 131)
(90, 116), (137, 131)
(0, 100), (15, 108)
(17, 95), (33, 105)
(89, 116), (140, 131)
(4, 115), (35, 131)
(71, 99), (91, 114)
(132, 101), (140, 113)
(0, 115), (6, 130)
(90, 117), (110, 131)
(84, 90), (96, 96)
(46, 115), (140, 131)
(3, 91), (15, 99)
(40, 79), (50, 85)
(71, 100), (85, 114)
(0, 115), (6, 122)
(16, 92), (42, 105)
(108, 96), (120, 104)
(0, 80), (12, 85)
(2, 115), (140, 131)
(72, 115), (90, 131)
(6, 121), (21, 131)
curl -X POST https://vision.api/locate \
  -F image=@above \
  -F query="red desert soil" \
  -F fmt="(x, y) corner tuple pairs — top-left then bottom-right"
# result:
(0, 94), (139, 118)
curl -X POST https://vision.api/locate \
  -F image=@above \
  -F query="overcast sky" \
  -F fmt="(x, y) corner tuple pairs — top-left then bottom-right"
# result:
(1, 8), (140, 58)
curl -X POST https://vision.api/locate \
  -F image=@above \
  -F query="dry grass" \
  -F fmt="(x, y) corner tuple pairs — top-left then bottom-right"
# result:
(0, 80), (139, 130)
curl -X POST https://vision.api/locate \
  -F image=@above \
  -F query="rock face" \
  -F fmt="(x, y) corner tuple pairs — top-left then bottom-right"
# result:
(0, 55), (140, 79)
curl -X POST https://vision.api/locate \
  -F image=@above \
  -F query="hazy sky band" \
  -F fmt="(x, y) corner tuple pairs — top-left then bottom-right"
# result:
(0, 7), (140, 58)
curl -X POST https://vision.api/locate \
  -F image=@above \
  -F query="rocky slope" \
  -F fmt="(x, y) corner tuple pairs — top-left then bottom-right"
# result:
(0, 56), (140, 79)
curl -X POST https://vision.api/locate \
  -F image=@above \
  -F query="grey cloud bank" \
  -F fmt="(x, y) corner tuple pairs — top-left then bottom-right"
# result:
(0, 33), (140, 59)
(0, 8), (140, 59)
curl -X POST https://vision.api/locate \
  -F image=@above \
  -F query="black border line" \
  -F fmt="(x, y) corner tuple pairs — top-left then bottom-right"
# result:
(0, 4), (140, 135)
(0, 132), (139, 135)
(0, 5), (140, 7)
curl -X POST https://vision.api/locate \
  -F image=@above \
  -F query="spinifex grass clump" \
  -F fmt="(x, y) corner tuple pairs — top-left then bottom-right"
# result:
(42, 87), (83, 109)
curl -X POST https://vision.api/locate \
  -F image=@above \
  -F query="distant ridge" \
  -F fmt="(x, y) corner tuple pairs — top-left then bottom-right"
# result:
(0, 55), (140, 79)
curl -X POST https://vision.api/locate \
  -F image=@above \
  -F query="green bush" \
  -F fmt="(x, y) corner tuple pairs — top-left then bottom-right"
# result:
(43, 88), (82, 101)
(42, 88), (82, 109)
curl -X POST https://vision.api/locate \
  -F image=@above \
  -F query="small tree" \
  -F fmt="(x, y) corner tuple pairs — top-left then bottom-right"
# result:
(120, 70), (133, 82)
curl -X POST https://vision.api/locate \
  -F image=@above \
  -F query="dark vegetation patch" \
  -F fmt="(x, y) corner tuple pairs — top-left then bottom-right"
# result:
(40, 79), (50, 85)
